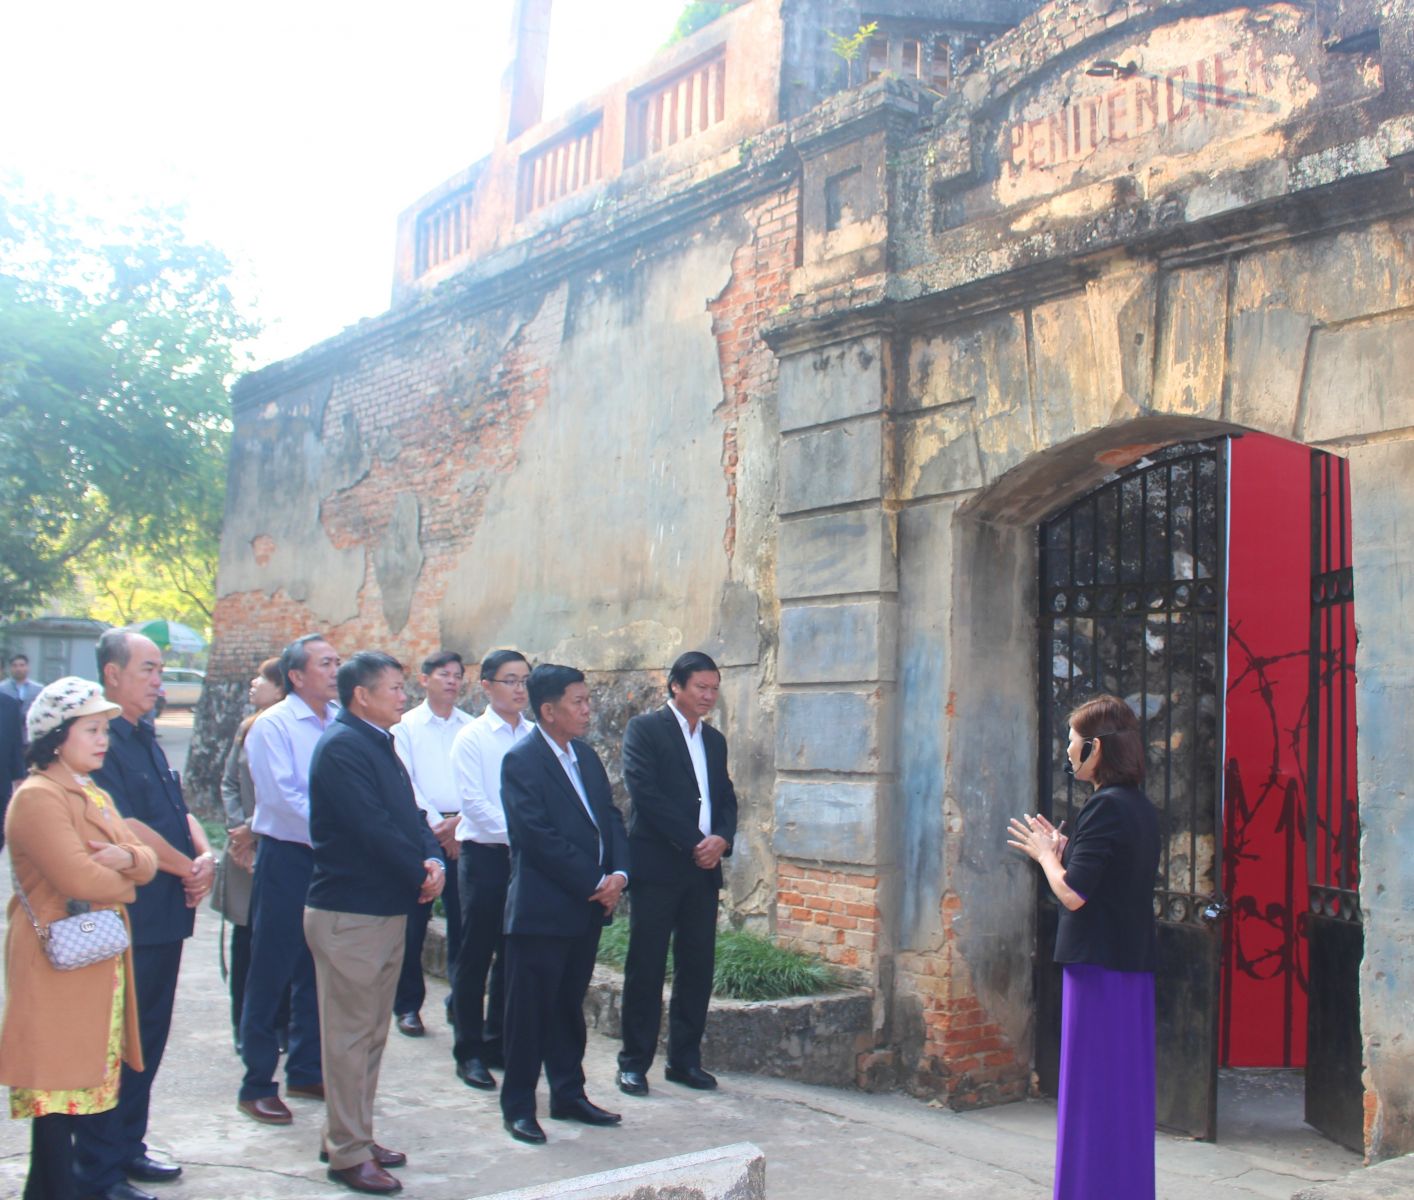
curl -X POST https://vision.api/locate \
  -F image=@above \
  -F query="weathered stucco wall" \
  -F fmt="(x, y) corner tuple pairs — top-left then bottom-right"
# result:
(197, 181), (798, 921)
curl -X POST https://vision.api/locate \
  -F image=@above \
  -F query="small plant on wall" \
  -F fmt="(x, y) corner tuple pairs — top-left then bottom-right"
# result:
(829, 20), (878, 88)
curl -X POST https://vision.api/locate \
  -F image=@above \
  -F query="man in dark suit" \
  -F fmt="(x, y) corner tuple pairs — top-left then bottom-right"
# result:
(498, 664), (629, 1145)
(615, 651), (738, 1097)
(306, 651), (445, 1196)
(76, 629), (215, 1200)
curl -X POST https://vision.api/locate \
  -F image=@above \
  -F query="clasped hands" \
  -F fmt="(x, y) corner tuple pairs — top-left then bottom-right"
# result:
(589, 872), (627, 916)
(418, 860), (446, 905)
(183, 852), (216, 907)
(693, 834), (728, 871)
(1005, 812), (1068, 863)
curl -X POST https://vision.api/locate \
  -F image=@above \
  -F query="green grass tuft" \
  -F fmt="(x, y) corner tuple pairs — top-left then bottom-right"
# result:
(596, 919), (838, 1001)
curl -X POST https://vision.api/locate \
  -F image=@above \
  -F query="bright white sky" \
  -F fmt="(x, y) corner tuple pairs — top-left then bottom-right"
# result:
(1, 0), (681, 367)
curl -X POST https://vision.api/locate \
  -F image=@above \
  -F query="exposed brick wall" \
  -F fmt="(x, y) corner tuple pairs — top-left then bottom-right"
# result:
(775, 862), (880, 974)
(895, 894), (1027, 1108)
(708, 183), (799, 558)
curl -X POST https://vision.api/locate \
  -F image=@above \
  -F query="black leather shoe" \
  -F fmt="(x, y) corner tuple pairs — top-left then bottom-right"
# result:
(455, 1058), (496, 1090)
(549, 1096), (622, 1125)
(321, 1144), (407, 1168)
(664, 1064), (718, 1090)
(616, 1069), (649, 1096)
(504, 1116), (547, 1144)
(395, 1011), (425, 1037)
(96, 1183), (158, 1200)
(124, 1155), (182, 1183)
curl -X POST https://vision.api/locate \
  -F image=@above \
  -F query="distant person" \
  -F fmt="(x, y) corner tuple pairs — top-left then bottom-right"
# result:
(389, 651), (469, 1038)
(616, 651), (737, 1097)
(75, 631), (216, 1200)
(238, 634), (340, 1126)
(0, 678), (158, 1200)
(214, 658), (285, 1050)
(1008, 694), (1160, 1200)
(448, 649), (533, 1091)
(498, 664), (628, 1145)
(1, 654), (44, 730)
(306, 652), (444, 1195)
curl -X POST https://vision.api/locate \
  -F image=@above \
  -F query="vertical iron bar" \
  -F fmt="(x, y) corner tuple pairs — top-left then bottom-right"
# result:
(1307, 451), (1322, 897)
(1337, 457), (1351, 896)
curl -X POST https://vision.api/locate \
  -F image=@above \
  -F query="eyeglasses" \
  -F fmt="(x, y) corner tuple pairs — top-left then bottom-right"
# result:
(489, 676), (529, 690)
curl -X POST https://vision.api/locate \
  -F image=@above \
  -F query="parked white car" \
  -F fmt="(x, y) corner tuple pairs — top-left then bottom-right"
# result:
(158, 668), (205, 710)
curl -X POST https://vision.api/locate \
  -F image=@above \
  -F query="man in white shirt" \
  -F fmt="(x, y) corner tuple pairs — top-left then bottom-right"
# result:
(238, 633), (340, 1127)
(390, 650), (471, 1038)
(448, 649), (534, 1090)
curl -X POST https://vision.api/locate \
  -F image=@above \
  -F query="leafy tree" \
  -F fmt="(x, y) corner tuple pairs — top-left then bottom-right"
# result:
(0, 185), (254, 621)
(667, 1), (747, 46)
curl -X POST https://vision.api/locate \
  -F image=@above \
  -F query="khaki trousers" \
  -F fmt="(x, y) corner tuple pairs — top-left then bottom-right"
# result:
(303, 907), (406, 1170)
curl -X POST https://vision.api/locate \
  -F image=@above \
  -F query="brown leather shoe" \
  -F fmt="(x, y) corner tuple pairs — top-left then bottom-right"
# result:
(287, 1082), (325, 1100)
(327, 1160), (402, 1194)
(320, 1144), (407, 1168)
(238, 1096), (293, 1125)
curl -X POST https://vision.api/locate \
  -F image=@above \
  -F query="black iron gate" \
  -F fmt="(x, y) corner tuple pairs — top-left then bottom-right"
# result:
(1036, 440), (1226, 1140)
(1304, 450), (1363, 1152)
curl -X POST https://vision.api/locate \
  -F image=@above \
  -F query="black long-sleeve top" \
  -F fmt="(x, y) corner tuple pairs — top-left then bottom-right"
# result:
(1055, 783), (1161, 973)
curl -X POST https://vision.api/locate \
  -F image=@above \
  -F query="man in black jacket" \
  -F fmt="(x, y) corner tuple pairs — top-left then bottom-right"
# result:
(306, 652), (445, 1195)
(615, 651), (737, 1097)
(498, 664), (629, 1145)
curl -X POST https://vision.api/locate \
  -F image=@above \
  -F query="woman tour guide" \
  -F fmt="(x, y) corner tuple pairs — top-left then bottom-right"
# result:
(1008, 693), (1161, 1200)
(0, 678), (159, 1199)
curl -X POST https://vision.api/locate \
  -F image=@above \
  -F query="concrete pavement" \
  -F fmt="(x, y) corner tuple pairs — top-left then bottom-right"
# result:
(0, 712), (1366, 1198)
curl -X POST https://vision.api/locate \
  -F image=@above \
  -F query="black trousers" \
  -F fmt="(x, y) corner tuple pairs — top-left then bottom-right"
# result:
(451, 841), (508, 1064)
(73, 940), (183, 1192)
(395, 839), (461, 1017)
(26, 1113), (77, 1200)
(499, 926), (601, 1121)
(618, 871), (719, 1073)
(228, 921), (251, 1041)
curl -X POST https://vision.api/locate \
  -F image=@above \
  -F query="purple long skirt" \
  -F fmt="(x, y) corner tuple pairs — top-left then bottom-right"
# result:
(1054, 963), (1156, 1200)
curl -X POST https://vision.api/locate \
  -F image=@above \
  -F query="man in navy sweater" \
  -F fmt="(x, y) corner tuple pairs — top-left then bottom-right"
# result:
(306, 652), (445, 1195)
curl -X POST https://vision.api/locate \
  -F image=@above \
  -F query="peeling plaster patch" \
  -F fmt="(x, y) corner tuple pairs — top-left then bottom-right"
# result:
(547, 621), (686, 673)
(372, 492), (423, 635)
(440, 235), (738, 659)
(251, 535), (275, 567)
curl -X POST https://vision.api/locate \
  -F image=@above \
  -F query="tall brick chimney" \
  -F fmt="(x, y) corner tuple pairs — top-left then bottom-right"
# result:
(502, 0), (552, 143)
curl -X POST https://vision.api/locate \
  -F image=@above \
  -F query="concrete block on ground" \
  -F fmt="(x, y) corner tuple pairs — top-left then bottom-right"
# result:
(773, 780), (880, 863)
(1290, 1153), (1414, 1199)
(584, 966), (872, 1086)
(779, 420), (883, 514)
(777, 509), (895, 599)
(470, 1141), (765, 1200)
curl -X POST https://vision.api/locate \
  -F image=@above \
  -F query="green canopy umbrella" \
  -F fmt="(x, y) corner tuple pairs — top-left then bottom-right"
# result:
(127, 619), (207, 654)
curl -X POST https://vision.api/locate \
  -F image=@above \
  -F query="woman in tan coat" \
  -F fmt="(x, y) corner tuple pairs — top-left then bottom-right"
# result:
(0, 678), (158, 1200)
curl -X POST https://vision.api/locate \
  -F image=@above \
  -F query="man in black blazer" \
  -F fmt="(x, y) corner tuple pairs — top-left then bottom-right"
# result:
(498, 663), (629, 1145)
(306, 652), (445, 1195)
(615, 651), (737, 1096)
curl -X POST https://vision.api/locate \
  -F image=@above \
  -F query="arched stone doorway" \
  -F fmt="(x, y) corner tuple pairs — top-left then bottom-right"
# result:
(1029, 431), (1361, 1147)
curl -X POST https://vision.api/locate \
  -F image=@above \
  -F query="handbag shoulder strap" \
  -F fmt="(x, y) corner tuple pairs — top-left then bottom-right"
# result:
(9, 870), (49, 942)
